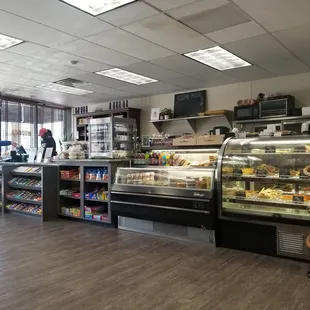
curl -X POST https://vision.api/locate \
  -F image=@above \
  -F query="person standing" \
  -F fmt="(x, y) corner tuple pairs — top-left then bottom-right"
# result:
(38, 128), (57, 157)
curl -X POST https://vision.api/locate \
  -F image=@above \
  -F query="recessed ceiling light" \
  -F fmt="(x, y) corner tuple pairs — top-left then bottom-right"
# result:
(95, 68), (158, 85)
(184, 46), (252, 71)
(61, 0), (136, 16)
(0, 33), (23, 50)
(36, 83), (94, 96)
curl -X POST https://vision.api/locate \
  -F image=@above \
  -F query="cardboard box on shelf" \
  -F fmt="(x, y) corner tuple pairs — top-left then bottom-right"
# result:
(173, 136), (196, 146)
(196, 135), (225, 146)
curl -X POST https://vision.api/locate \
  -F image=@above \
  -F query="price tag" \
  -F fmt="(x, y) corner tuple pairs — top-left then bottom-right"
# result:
(293, 195), (304, 203)
(279, 168), (290, 178)
(256, 169), (267, 177)
(265, 146), (276, 153)
(236, 191), (246, 198)
(274, 131), (282, 137)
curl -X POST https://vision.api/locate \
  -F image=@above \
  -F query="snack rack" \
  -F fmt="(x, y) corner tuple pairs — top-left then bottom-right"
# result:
(217, 136), (310, 261)
(2, 164), (58, 221)
(57, 160), (128, 225)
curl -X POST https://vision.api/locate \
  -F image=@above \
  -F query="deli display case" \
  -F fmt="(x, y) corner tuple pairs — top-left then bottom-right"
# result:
(89, 117), (137, 159)
(218, 136), (310, 260)
(111, 148), (219, 242)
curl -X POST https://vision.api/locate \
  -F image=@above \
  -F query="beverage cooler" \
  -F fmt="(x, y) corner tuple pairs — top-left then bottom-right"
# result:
(217, 136), (310, 260)
(111, 148), (219, 243)
(89, 117), (137, 159)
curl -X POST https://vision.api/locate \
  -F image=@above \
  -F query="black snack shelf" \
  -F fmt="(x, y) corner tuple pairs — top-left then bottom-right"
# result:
(60, 194), (81, 200)
(11, 172), (41, 177)
(6, 197), (42, 205)
(8, 208), (41, 218)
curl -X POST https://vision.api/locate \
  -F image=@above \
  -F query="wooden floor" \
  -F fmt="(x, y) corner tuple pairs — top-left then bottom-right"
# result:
(1, 215), (310, 310)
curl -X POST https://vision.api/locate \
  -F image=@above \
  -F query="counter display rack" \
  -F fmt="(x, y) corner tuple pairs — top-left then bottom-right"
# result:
(218, 136), (310, 261)
(111, 148), (220, 241)
(2, 164), (58, 221)
(57, 160), (128, 225)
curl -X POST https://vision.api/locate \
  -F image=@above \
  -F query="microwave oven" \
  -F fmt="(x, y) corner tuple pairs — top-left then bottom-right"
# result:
(234, 104), (260, 120)
(259, 98), (295, 118)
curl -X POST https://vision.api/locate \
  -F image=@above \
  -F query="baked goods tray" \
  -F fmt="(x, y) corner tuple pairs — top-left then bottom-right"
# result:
(224, 197), (310, 210)
(223, 175), (310, 184)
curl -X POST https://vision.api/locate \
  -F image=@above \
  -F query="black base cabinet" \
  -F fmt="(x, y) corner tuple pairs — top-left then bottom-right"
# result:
(111, 192), (216, 229)
(216, 220), (277, 257)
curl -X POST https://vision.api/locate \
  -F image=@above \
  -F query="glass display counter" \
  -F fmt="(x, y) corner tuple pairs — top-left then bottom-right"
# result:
(219, 136), (310, 221)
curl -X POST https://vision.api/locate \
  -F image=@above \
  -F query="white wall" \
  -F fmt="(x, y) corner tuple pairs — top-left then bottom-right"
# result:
(88, 72), (310, 137)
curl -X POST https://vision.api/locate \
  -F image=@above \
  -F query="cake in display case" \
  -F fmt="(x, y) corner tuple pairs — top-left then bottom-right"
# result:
(219, 136), (310, 221)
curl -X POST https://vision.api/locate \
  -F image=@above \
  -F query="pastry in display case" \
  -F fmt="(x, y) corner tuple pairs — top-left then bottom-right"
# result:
(219, 136), (310, 221)
(89, 117), (137, 159)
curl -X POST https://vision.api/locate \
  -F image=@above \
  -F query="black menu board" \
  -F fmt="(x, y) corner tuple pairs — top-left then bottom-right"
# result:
(174, 90), (206, 118)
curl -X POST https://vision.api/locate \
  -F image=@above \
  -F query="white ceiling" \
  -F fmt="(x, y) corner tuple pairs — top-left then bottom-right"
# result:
(0, 0), (310, 107)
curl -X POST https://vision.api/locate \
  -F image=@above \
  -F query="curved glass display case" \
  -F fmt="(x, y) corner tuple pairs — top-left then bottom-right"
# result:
(219, 136), (310, 221)
(114, 166), (214, 199)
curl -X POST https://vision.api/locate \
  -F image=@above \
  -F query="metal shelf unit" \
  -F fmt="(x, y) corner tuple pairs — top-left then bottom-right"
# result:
(2, 164), (58, 221)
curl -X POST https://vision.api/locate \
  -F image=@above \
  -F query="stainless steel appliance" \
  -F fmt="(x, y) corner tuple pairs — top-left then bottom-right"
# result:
(234, 104), (259, 120)
(259, 98), (294, 118)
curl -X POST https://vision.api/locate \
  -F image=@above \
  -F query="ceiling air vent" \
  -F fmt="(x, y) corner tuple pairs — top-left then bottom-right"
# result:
(53, 78), (90, 88)
(278, 230), (304, 255)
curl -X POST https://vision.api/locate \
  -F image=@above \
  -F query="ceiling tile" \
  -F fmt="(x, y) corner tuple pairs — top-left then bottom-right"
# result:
(193, 69), (241, 86)
(8, 42), (112, 72)
(258, 57), (310, 77)
(145, 0), (197, 11)
(85, 28), (175, 61)
(79, 83), (135, 97)
(224, 34), (292, 64)
(122, 14), (214, 53)
(167, 76), (207, 89)
(142, 82), (183, 93)
(273, 24), (310, 58)
(120, 61), (185, 82)
(206, 21), (265, 44)
(225, 66), (273, 81)
(0, 0), (114, 38)
(99, 2), (158, 26)
(0, 10), (75, 47)
(232, 0), (310, 32)
(7, 56), (86, 78)
(55, 39), (141, 66)
(167, 0), (228, 19)
(0, 51), (20, 63)
(150, 54), (214, 77)
(179, 3), (250, 34)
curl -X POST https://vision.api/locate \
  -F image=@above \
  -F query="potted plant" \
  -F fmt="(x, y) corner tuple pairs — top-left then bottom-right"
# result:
(161, 108), (173, 120)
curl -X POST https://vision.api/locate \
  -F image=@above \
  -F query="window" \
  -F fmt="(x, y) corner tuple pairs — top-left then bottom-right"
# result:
(38, 106), (65, 154)
(0, 99), (66, 156)
(1, 100), (35, 155)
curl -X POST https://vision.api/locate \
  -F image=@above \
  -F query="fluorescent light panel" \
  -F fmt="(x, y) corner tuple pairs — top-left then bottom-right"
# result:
(61, 0), (136, 16)
(0, 33), (23, 50)
(184, 46), (252, 71)
(36, 83), (93, 95)
(95, 68), (158, 85)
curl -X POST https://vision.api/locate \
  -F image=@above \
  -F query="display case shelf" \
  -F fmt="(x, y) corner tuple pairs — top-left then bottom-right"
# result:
(85, 180), (108, 184)
(59, 195), (81, 200)
(6, 197), (42, 205)
(8, 184), (41, 191)
(223, 175), (310, 184)
(8, 208), (42, 218)
(60, 178), (80, 182)
(11, 172), (41, 177)
(85, 198), (108, 203)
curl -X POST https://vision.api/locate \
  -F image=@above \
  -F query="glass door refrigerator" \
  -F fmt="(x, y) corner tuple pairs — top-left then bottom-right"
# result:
(89, 117), (137, 159)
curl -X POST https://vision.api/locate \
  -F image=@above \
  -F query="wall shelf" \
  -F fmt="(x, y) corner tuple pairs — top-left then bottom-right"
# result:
(149, 110), (233, 132)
